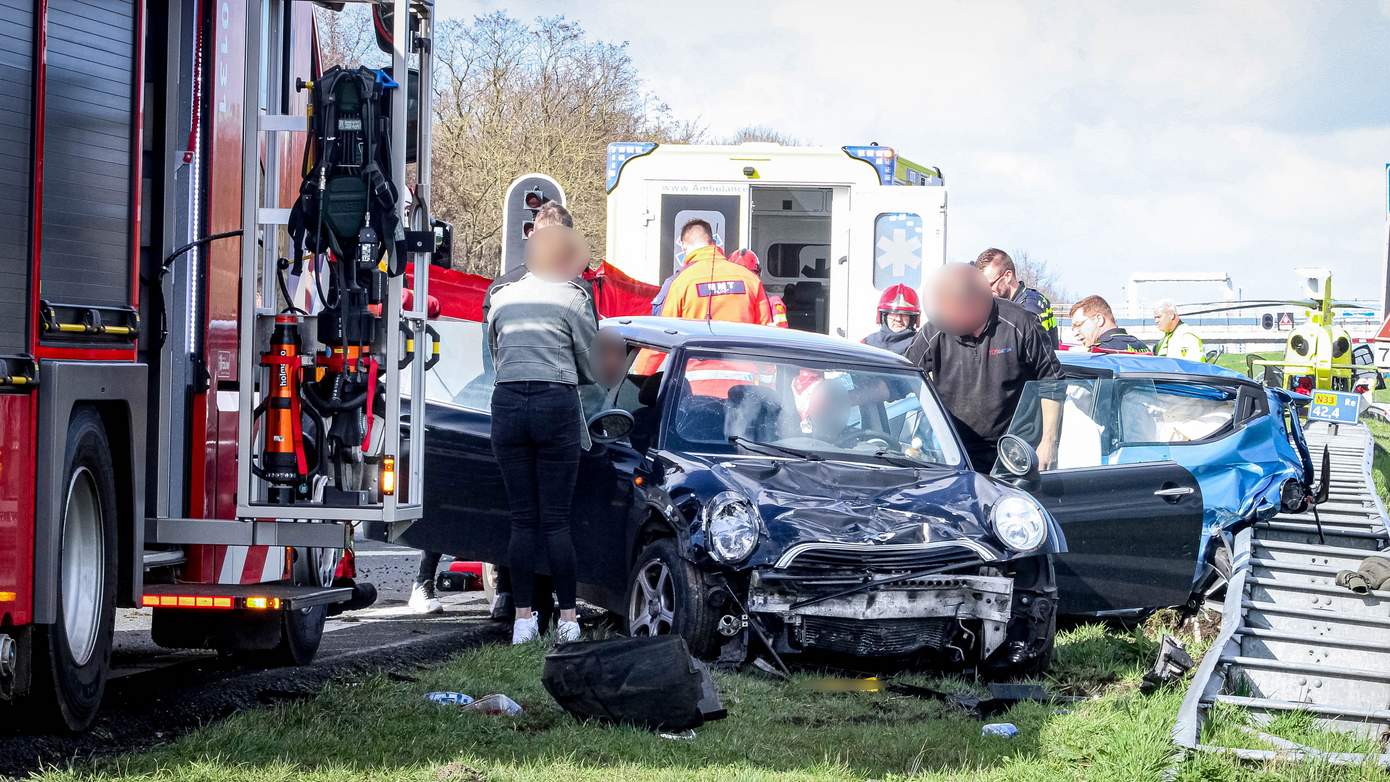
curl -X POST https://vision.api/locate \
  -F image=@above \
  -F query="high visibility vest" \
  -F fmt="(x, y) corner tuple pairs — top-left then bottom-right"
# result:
(1157, 322), (1205, 362)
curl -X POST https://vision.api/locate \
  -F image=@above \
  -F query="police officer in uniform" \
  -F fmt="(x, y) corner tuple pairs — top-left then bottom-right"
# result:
(1153, 300), (1205, 361)
(1069, 295), (1151, 353)
(975, 248), (1059, 348)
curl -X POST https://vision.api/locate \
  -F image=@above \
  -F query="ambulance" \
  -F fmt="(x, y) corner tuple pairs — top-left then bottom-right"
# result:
(603, 142), (947, 342)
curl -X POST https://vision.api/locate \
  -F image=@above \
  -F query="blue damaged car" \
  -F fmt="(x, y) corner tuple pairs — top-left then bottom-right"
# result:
(994, 353), (1316, 614)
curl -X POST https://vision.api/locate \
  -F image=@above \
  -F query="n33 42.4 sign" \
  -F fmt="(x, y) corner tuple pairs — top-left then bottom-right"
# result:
(1307, 390), (1364, 424)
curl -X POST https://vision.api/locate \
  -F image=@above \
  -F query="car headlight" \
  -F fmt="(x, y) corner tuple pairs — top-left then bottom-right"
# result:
(991, 495), (1047, 552)
(703, 491), (761, 563)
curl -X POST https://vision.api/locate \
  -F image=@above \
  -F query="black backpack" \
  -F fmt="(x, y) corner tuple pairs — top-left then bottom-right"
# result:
(542, 636), (726, 732)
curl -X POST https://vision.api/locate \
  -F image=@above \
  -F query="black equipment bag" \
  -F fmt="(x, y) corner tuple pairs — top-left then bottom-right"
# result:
(541, 636), (726, 731)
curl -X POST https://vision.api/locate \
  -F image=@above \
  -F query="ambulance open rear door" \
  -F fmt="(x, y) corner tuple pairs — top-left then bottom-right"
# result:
(838, 187), (947, 343)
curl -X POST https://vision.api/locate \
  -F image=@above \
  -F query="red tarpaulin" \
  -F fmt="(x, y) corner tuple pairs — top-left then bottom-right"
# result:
(411, 261), (659, 323)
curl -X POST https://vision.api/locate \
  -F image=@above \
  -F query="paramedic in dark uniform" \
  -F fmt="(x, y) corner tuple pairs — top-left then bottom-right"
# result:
(975, 248), (1059, 348)
(1069, 295), (1151, 353)
(905, 264), (1064, 472)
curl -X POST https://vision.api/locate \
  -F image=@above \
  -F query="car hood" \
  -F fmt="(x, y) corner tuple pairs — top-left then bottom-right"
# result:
(698, 457), (1014, 566)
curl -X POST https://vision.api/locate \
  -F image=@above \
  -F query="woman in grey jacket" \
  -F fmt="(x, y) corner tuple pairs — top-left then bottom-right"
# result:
(486, 226), (597, 644)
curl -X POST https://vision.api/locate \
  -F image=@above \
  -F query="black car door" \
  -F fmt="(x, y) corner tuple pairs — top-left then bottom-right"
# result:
(1032, 461), (1203, 614)
(396, 321), (511, 563)
(999, 374), (1206, 614)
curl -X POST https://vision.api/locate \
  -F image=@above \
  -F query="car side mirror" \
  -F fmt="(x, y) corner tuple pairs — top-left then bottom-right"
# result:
(430, 220), (453, 269)
(996, 434), (1040, 485)
(588, 408), (635, 444)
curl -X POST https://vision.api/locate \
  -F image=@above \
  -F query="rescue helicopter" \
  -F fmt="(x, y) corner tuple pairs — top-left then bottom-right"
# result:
(1176, 270), (1382, 395)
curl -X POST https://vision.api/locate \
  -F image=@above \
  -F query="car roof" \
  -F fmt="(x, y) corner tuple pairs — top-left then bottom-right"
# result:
(600, 316), (915, 366)
(1058, 351), (1247, 380)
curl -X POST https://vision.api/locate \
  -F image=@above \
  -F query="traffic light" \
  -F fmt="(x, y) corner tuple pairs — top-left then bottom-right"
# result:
(501, 174), (566, 274)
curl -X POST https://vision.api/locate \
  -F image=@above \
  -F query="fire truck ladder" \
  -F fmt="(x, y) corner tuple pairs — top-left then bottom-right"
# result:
(154, 0), (435, 553)
(1174, 421), (1390, 767)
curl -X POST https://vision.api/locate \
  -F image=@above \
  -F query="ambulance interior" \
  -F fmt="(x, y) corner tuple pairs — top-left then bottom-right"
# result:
(749, 187), (832, 334)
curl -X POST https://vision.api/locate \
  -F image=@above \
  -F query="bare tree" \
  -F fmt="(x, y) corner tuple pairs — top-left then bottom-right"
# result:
(430, 14), (702, 276)
(1012, 251), (1069, 305)
(723, 126), (800, 145)
(312, 4), (381, 70)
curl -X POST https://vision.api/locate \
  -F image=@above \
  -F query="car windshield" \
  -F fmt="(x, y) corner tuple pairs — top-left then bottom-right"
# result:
(664, 351), (963, 468)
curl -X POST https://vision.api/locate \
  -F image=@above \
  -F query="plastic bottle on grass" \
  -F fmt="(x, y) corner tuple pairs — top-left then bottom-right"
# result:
(981, 722), (1018, 739)
(426, 692), (475, 706)
(464, 694), (524, 716)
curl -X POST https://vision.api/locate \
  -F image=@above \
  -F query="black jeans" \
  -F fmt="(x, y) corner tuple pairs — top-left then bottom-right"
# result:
(491, 381), (581, 611)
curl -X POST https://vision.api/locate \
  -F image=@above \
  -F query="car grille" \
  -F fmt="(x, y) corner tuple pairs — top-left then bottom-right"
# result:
(799, 616), (952, 657)
(780, 543), (981, 573)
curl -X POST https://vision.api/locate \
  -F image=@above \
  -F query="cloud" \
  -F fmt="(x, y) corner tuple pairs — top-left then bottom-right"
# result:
(443, 0), (1390, 303)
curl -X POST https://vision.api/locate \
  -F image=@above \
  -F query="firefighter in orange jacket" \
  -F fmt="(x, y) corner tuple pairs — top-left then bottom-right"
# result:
(728, 248), (788, 328)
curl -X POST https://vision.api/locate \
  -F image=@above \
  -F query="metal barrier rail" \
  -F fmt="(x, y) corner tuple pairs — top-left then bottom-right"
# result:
(1173, 421), (1390, 768)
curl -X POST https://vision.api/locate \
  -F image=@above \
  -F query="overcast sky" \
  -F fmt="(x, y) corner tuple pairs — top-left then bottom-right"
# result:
(442, 0), (1390, 305)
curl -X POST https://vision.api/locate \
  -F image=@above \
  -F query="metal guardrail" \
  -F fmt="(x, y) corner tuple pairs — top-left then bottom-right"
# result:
(1173, 421), (1390, 768)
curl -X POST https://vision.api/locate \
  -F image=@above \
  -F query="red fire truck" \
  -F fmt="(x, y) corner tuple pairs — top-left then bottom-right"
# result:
(0, 0), (439, 730)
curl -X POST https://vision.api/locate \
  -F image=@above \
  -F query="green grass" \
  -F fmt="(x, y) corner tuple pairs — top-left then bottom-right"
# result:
(1367, 417), (1390, 508)
(29, 614), (1390, 782)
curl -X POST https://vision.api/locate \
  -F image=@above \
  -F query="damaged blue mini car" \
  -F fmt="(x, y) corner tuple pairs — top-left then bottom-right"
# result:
(403, 319), (1209, 674)
(994, 353), (1317, 614)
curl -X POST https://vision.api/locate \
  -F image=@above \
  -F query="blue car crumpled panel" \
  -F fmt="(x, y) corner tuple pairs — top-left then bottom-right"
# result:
(1114, 393), (1303, 572)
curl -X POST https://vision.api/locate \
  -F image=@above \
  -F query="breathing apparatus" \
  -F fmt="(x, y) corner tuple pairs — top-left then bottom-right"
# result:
(254, 64), (405, 505)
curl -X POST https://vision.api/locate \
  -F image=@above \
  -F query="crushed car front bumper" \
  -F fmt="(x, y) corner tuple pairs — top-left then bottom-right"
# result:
(746, 571), (1014, 659)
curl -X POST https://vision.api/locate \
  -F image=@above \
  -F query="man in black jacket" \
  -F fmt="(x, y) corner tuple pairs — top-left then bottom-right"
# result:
(906, 264), (1064, 472)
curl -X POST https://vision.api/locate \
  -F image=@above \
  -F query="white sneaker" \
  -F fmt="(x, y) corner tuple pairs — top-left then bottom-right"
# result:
(512, 615), (540, 644)
(557, 619), (581, 643)
(408, 581), (442, 615)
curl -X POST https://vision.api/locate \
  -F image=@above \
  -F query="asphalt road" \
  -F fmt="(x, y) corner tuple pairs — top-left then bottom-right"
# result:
(1, 542), (497, 779)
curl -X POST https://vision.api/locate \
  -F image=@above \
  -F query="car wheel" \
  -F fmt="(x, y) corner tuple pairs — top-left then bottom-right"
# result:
(30, 408), (119, 732)
(1202, 539), (1233, 602)
(625, 538), (719, 658)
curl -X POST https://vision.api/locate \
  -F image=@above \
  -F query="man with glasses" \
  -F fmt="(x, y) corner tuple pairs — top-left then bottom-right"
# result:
(1069, 295), (1151, 353)
(975, 248), (1059, 348)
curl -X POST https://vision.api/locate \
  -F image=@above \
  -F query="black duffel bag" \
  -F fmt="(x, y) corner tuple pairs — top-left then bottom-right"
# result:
(541, 636), (726, 731)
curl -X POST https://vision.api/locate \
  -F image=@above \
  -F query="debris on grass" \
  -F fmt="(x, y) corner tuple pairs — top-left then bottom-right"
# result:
(462, 693), (524, 715)
(1139, 635), (1194, 694)
(981, 722), (1018, 739)
(426, 691), (476, 706)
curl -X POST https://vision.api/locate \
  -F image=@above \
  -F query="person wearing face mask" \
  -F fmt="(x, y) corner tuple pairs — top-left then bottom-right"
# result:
(862, 284), (921, 356)
(1069, 295), (1151, 354)
(905, 264), (1064, 472)
(486, 226), (598, 645)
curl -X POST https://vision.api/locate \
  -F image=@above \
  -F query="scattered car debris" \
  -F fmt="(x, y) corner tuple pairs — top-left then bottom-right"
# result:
(542, 636), (726, 731)
(1334, 555), (1390, 595)
(463, 694), (524, 716)
(981, 722), (1019, 739)
(425, 692), (475, 706)
(1140, 635), (1194, 694)
(886, 681), (1061, 718)
(804, 676), (884, 693)
(658, 729), (698, 741)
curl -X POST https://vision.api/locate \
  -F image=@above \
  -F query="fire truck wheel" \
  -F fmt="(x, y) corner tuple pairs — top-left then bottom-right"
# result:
(262, 547), (328, 666)
(32, 408), (118, 731)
